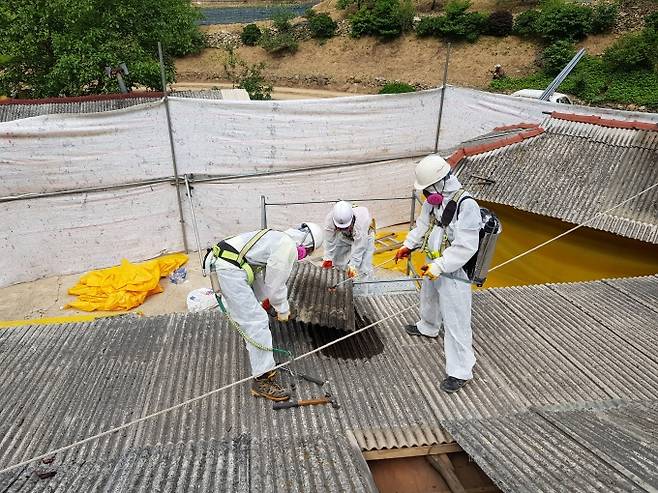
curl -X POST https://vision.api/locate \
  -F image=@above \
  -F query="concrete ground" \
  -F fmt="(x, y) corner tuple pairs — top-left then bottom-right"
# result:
(0, 239), (414, 325)
(0, 253), (210, 323)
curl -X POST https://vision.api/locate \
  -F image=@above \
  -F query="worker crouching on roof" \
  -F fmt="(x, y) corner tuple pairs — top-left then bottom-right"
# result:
(395, 155), (482, 394)
(321, 201), (376, 283)
(204, 223), (324, 402)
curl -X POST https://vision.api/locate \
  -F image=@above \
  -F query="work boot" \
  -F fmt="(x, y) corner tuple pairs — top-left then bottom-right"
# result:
(251, 371), (290, 402)
(405, 324), (438, 339)
(440, 376), (468, 394)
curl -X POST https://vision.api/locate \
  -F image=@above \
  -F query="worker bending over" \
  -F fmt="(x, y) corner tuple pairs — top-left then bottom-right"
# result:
(322, 201), (375, 282)
(395, 155), (482, 394)
(204, 223), (323, 401)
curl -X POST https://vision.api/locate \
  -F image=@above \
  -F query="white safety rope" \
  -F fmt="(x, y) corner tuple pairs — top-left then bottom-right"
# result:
(0, 181), (655, 476)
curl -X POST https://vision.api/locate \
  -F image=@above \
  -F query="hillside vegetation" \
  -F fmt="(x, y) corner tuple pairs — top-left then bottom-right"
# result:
(177, 0), (658, 109)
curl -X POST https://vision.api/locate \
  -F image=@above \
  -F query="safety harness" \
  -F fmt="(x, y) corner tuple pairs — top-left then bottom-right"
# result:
(421, 189), (471, 259)
(208, 229), (271, 285)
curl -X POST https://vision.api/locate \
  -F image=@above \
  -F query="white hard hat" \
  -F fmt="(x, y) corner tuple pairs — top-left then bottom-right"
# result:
(414, 154), (451, 190)
(300, 222), (324, 251)
(332, 201), (354, 228)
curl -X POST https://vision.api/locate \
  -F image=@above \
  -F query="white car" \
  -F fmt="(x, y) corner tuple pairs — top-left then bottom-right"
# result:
(511, 89), (573, 104)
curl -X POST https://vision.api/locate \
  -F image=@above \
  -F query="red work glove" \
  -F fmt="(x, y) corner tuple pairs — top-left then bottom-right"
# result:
(394, 246), (411, 263)
(261, 298), (276, 317)
(322, 260), (333, 269)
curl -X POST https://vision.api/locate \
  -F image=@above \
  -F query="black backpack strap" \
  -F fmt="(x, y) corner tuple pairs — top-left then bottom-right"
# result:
(440, 189), (467, 227)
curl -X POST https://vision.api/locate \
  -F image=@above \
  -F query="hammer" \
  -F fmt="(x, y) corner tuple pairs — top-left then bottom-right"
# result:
(273, 394), (340, 410)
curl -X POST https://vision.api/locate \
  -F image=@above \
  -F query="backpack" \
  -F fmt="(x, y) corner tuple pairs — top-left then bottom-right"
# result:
(440, 190), (502, 287)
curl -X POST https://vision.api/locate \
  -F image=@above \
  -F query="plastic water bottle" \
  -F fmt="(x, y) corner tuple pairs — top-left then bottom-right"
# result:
(169, 267), (188, 284)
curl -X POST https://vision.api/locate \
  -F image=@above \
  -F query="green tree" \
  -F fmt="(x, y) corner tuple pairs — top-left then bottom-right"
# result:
(0, 0), (204, 98)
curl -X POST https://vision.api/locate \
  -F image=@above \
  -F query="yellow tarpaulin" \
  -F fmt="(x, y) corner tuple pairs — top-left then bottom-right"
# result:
(65, 253), (188, 312)
(373, 202), (658, 288)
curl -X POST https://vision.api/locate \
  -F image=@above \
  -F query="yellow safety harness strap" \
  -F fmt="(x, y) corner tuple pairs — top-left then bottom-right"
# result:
(212, 229), (271, 285)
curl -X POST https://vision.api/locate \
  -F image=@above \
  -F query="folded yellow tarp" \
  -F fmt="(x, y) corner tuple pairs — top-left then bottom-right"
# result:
(66, 253), (188, 312)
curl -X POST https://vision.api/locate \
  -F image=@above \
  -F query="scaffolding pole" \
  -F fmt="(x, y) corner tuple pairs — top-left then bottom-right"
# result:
(159, 41), (189, 253)
(434, 42), (451, 153)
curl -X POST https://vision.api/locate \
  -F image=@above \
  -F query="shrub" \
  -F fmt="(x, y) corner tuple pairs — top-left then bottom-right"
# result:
(416, 16), (442, 36)
(350, 8), (375, 37)
(304, 8), (316, 19)
(590, 3), (618, 34)
(486, 10), (513, 36)
(513, 9), (539, 36)
(379, 81), (416, 93)
(350, 0), (415, 39)
(241, 24), (262, 46)
(308, 12), (338, 38)
(535, 0), (592, 43)
(259, 30), (298, 55)
(645, 12), (658, 31)
(435, 0), (487, 42)
(539, 40), (575, 75)
(223, 48), (272, 100)
(272, 10), (295, 32)
(603, 31), (655, 72)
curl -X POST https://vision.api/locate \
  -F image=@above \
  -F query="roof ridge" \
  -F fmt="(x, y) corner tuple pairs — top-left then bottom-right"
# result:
(446, 126), (545, 166)
(550, 112), (658, 132)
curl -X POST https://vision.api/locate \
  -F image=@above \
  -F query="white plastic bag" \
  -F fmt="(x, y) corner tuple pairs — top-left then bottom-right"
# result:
(186, 288), (219, 313)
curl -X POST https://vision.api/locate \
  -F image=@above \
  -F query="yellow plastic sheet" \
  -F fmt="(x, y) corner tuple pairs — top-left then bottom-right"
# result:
(374, 202), (658, 288)
(65, 253), (188, 312)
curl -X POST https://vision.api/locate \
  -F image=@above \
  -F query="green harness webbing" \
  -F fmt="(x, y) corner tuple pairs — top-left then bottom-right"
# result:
(421, 189), (467, 259)
(212, 229), (271, 285)
(214, 292), (292, 357)
(209, 229), (291, 357)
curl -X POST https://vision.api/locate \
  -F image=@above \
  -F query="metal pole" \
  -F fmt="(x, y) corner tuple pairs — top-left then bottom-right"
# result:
(260, 195), (267, 228)
(184, 174), (205, 276)
(406, 189), (416, 276)
(434, 42), (451, 153)
(158, 41), (189, 252)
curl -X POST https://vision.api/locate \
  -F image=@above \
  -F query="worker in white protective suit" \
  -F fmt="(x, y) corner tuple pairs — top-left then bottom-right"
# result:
(394, 155), (482, 393)
(204, 223), (324, 401)
(321, 201), (375, 283)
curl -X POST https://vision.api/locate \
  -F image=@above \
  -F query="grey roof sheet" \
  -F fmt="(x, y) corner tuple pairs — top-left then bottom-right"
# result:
(443, 400), (658, 493)
(0, 433), (376, 493)
(456, 117), (658, 244)
(0, 275), (656, 490)
(288, 262), (355, 331)
(0, 91), (224, 122)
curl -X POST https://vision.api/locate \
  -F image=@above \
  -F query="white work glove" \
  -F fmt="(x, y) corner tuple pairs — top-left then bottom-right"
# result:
(347, 266), (358, 278)
(420, 263), (441, 281)
(277, 311), (290, 322)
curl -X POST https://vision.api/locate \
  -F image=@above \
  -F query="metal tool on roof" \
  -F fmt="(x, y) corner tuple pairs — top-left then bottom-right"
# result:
(353, 273), (473, 285)
(328, 256), (396, 291)
(273, 394), (339, 410)
(275, 367), (337, 410)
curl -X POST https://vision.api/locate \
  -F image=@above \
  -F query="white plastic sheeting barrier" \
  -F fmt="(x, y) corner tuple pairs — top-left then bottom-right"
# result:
(183, 158), (416, 253)
(2, 86), (657, 287)
(169, 91), (442, 174)
(0, 102), (169, 195)
(0, 184), (181, 286)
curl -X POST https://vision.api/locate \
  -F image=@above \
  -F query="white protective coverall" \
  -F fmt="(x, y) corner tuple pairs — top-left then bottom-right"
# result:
(404, 175), (482, 380)
(204, 230), (298, 377)
(323, 206), (375, 280)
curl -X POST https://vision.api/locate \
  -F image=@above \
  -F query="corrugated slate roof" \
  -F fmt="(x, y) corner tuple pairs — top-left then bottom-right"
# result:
(444, 400), (658, 493)
(0, 433), (376, 493)
(0, 275), (656, 490)
(453, 114), (658, 244)
(288, 263), (355, 331)
(0, 91), (226, 122)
